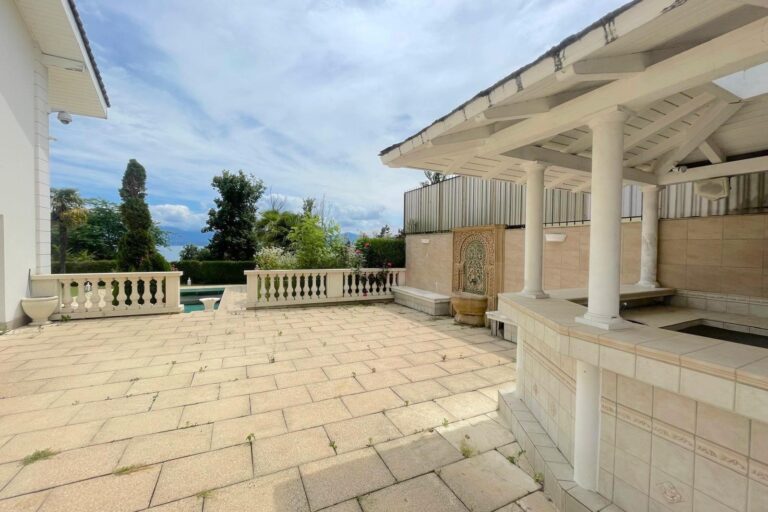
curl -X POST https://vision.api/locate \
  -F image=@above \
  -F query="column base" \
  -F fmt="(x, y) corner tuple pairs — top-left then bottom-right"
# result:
(518, 290), (549, 299)
(575, 311), (631, 330)
(635, 280), (659, 288)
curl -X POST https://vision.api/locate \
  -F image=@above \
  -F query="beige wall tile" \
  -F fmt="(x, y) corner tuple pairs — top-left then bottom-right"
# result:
(652, 434), (695, 485)
(696, 403), (750, 456)
(722, 240), (764, 268)
(659, 264), (687, 289)
(660, 219), (687, 240)
(694, 455), (748, 512)
(659, 239), (687, 265)
(686, 266), (722, 293)
(405, 234), (453, 295)
(724, 214), (765, 240)
(686, 240), (722, 266)
(721, 268), (764, 297)
(653, 388), (696, 433)
(751, 421), (768, 465)
(617, 375), (653, 416)
(687, 217), (723, 240)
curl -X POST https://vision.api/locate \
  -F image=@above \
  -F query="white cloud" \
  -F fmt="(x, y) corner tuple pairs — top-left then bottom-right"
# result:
(149, 204), (208, 231)
(51, 0), (627, 236)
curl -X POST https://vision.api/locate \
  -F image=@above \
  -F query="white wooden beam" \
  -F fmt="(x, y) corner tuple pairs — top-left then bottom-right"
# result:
(652, 101), (742, 174)
(432, 124), (499, 146)
(504, 145), (657, 185)
(478, 17), (768, 158)
(565, 131), (592, 154)
(482, 91), (582, 121)
(385, 140), (486, 165)
(556, 53), (650, 83)
(623, 93), (715, 151)
(448, 154), (476, 173)
(546, 173), (577, 189)
(699, 138), (726, 164)
(658, 156), (768, 185)
(572, 181), (592, 193)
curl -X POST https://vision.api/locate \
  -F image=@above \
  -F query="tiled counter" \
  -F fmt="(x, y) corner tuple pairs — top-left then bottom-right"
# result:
(498, 293), (768, 512)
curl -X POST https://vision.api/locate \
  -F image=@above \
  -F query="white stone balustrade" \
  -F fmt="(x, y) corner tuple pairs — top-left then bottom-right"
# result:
(245, 268), (406, 308)
(30, 271), (183, 319)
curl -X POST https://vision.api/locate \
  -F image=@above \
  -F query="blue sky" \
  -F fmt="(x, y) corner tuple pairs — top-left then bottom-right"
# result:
(50, 0), (626, 243)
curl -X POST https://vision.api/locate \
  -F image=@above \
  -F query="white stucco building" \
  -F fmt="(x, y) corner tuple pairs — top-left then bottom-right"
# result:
(0, 0), (108, 330)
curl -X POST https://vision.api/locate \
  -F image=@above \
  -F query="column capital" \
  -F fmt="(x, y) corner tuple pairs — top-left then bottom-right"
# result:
(521, 160), (547, 174)
(587, 106), (631, 129)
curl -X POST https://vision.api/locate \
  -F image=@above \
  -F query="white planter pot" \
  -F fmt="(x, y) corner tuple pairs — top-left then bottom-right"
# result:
(21, 296), (59, 326)
(199, 297), (220, 312)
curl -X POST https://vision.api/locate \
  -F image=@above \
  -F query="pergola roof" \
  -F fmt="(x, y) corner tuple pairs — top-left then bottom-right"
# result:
(14, 0), (109, 118)
(380, 0), (768, 192)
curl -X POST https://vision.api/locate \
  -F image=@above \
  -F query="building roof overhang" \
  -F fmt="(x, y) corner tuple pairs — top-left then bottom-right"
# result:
(14, 0), (109, 119)
(380, 0), (768, 192)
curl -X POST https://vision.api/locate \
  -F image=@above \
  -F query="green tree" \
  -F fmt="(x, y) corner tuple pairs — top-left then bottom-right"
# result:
(116, 159), (169, 271)
(67, 199), (169, 261)
(51, 188), (88, 273)
(255, 209), (300, 250)
(420, 171), (451, 187)
(288, 198), (347, 269)
(204, 170), (265, 260)
(178, 244), (212, 261)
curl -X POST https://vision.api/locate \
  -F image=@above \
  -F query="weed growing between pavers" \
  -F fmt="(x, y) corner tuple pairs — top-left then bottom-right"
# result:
(21, 449), (58, 466)
(113, 464), (150, 475)
(459, 438), (475, 458)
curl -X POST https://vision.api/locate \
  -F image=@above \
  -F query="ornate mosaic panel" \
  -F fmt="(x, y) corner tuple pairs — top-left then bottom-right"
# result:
(452, 225), (505, 310)
(462, 240), (486, 294)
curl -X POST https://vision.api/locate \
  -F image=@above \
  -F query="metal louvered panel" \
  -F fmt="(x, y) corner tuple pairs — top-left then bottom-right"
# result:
(403, 176), (644, 234)
(659, 172), (768, 219)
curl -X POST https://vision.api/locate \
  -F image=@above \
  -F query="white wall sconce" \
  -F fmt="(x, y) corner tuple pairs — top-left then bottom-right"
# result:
(545, 233), (567, 243)
(421, 239), (430, 244)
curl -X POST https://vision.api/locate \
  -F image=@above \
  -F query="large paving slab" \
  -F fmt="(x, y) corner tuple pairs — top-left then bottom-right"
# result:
(439, 450), (540, 512)
(0, 302), (522, 512)
(359, 473), (469, 512)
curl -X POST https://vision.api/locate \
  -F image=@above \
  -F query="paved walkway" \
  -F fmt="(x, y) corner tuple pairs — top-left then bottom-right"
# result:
(0, 300), (553, 511)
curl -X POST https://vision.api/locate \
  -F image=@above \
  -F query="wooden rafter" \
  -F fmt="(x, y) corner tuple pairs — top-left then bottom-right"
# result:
(623, 93), (715, 151)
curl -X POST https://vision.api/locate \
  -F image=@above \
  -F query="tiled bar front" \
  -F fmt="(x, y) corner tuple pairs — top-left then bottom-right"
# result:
(498, 294), (768, 512)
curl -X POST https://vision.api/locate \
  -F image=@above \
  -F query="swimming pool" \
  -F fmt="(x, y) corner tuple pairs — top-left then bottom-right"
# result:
(180, 287), (224, 313)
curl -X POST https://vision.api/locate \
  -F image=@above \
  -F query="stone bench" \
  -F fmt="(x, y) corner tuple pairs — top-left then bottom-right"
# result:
(392, 286), (450, 316)
(486, 310), (517, 341)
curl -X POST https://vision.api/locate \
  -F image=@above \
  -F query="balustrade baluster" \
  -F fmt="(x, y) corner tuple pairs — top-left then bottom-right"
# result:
(318, 273), (326, 299)
(75, 280), (87, 312)
(155, 276), (165, 308)
(62, 279), (74, 313)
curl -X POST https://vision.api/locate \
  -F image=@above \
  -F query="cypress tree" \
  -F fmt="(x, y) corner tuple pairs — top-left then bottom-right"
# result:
(116, 159), (169, 271)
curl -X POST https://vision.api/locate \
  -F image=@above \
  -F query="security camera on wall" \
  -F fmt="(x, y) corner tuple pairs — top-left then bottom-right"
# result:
(56, 111), (72, 125)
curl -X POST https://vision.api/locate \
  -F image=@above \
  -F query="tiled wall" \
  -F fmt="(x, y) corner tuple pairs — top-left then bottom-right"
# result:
(405, 222), (643, 296)
(504, 222), (641, 292)
(658, 214), (768, 297)
(599, 371), (768, 512)
(515, 312), (577, 465)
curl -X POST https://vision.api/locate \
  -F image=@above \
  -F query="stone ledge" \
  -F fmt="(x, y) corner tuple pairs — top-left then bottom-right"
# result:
(392, 286), (450, 316)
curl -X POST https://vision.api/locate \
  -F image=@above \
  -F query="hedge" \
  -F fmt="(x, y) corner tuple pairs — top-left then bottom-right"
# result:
(355, 237), (405, 268)
(52, 260), (118, 274)
(173, 260), (254, 285)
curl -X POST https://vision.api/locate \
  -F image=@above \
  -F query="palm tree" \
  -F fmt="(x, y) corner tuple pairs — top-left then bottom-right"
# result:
(51, 188), (87, 273)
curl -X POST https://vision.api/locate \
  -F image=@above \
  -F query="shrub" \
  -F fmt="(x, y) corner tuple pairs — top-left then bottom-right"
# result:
(52, 260), (118, 274)
(355, 237), (405, 268)
(254, 246), (298, 270)
(173, 260), (254, 285)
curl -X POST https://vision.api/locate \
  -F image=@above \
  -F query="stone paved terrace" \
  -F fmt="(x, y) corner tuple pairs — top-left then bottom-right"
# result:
(0, 296), (553, 512)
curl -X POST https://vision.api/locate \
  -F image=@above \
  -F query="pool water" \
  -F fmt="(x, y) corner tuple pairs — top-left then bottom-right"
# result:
(676, 324), (768, 349)
(181, 287), (224, 313)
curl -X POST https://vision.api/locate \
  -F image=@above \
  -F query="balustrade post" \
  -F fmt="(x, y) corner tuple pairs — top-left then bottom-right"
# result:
(165, 274), (181, 311)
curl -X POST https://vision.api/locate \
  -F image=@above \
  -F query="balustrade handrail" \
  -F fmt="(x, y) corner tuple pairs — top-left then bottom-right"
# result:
(245, 267), (406, 308)
(30, 271), (184, 319)
(31, 271), (184, 280)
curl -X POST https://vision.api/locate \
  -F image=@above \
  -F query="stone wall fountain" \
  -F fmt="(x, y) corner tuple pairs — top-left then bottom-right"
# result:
(450, 225), (505, 326)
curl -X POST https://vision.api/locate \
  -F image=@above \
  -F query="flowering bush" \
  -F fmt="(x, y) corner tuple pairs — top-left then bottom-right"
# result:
(254, 246), (298, 270)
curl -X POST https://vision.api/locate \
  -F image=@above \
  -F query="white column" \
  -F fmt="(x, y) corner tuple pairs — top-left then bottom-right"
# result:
(637, 185), (660, 288)
(577, 109), (629, 330)
(573, 360), (601, 491)
(520, 161), (548, 299)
